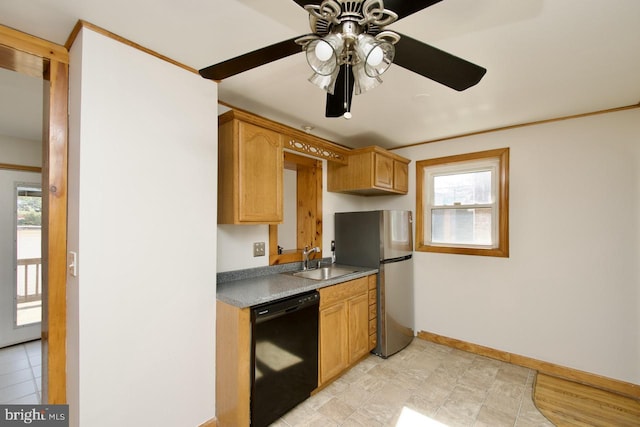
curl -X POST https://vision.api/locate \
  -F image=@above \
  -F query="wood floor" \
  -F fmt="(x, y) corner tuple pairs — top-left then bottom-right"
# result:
(534, 373), (640, 426)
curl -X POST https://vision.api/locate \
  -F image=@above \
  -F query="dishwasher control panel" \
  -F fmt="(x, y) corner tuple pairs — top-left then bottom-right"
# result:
(252, 291), (319, 321)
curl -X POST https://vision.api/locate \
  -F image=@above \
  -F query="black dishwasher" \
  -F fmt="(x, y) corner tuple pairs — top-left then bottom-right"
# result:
(251, 291), (319, 427)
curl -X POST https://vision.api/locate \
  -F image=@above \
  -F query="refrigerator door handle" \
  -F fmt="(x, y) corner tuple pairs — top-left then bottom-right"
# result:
(380, 254), (412, 264)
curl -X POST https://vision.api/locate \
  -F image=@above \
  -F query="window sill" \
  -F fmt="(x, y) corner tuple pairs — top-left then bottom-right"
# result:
(416, 243), (509, 258)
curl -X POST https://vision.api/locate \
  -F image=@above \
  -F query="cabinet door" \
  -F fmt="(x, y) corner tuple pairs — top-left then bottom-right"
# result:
(348, 292), (370, 364)
(373, 153), (394, 189)
(216, 301), (251, 426)
(319, 302), (349, 385)
(393, 160), (408, 193)
(237, 121), (283, 223)
(348, 293), (369, 364)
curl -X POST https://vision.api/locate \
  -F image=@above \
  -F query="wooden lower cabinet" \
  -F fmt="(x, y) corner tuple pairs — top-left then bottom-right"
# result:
(318, 275), (376, 386)
(216, 300), (251, 427)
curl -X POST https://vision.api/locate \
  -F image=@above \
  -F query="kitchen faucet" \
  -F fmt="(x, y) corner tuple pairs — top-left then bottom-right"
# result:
(302, 246), (320, 270)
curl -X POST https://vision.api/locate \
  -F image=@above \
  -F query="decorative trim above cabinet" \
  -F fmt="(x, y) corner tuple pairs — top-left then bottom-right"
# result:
(287, 138), (347, 164)
(219, 109), (350, 164)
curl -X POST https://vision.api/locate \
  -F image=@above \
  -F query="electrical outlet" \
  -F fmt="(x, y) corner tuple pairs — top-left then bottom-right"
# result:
(253, 242), (265, 257)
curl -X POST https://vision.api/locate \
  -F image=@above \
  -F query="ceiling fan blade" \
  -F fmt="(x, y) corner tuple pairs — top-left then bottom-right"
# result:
(291, 0), (320, 7)
(199, 37), (302, 81)
(326, 64), (355, 117)
(383, 0), (443, 20)
(393, 33), (487, 91)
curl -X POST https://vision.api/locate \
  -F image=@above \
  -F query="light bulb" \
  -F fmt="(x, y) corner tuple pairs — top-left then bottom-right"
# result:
(366, 46), (384, 67)
(315, 40), (333, 61)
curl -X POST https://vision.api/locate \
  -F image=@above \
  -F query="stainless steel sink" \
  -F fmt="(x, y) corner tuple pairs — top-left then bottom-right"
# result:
(291, 266), (357, 281)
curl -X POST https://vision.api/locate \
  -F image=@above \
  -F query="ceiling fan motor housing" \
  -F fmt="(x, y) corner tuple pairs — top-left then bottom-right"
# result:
(306, 0), (399, 37)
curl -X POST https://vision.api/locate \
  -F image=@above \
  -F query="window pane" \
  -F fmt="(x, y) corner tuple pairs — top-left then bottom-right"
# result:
(16, 186), (42, 327)
(431, 207), (493, 245)
(433, 170), (492, 206)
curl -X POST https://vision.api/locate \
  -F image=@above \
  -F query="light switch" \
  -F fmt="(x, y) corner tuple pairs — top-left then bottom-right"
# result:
(68, 251), (77, 277)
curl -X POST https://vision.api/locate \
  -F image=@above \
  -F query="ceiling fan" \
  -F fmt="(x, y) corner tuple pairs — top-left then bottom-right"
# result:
(199, 0), (486, 119)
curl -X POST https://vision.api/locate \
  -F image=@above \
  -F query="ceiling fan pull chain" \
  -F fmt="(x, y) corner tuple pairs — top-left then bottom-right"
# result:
(343, 64), (353, 119)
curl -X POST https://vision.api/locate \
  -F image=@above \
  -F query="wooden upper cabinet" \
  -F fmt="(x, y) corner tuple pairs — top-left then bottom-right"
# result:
(218, 113), (283, 224)
(328, 146), (410, 195)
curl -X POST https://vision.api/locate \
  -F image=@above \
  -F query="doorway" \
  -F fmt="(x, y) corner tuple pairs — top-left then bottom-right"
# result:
(0, 24), (69, 404)
(0, 61), (44, 348)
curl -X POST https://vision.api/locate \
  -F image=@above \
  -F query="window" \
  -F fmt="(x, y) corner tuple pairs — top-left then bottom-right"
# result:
(416, 148), (509, 257)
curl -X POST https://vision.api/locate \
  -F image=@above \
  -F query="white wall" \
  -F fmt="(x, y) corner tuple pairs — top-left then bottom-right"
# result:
(396, 108), (640, 385)
(67, 28), (218, 426)
(0, 135), (41, 167)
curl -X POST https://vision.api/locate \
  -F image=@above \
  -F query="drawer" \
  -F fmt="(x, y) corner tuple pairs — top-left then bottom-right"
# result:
(319, 276), (368, 308)
(368, 275), (377, 290)
(368, 303), (376, 320)
(368, 289), (376, 305)
(369, 333), (377, 350)
(369, 318), (377, 334)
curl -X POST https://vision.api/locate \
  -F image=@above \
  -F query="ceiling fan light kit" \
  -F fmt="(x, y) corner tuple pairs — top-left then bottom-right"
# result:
(199, 0), (487, 118)
(294, 0), (401, 111)
(305, 34), (344, 75)
(308, 69), (340, 93)
(356, 33), (396, 77)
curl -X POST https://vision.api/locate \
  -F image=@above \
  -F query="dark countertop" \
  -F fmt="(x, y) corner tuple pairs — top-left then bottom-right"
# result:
(216, 263), (378, 308)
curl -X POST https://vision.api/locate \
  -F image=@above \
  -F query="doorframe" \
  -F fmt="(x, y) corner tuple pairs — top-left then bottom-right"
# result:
(0, 24), (69, 404)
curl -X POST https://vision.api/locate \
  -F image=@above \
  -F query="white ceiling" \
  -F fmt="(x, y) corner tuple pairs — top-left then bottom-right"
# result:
(1, 0), (639, 149)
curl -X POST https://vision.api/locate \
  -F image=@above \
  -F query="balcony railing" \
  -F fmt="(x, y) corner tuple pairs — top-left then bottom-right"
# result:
(17, 257), (42, 304)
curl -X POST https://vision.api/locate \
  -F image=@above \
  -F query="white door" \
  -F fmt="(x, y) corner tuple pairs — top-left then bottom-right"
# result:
(0, 175), (42, 348)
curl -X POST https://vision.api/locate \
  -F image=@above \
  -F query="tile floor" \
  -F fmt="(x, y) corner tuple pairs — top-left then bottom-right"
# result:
(0, 339), (556, 426)
(274, 339), (555, 426)
(0, 340), (41, 404)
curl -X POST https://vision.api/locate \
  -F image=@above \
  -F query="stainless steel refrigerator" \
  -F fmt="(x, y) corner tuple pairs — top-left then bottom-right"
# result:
(334, 210), (414, 358)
